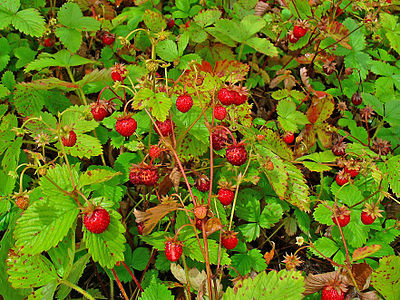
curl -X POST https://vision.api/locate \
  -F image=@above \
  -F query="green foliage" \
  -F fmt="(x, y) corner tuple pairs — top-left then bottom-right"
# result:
(138, 282), (174, 300)
(371, 256), (400, 300)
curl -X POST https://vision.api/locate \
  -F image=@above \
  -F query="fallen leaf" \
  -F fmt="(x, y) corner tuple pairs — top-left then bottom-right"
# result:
(263, 242), (275, 265)
(350, 263), (373, 291)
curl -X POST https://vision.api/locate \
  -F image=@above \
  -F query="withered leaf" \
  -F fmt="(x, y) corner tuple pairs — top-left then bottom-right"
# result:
(169, 167), (182, 192)
(307, 95), (335, 124)
(134, 201), (181, 235)
(263, 242), (275, 265)
(359, 291), (379, 300)
(350, 263), (373, 291)
(158, 174), (173, 195)
(304, 271), (350, 295)
(205, 218), (222, 236)
(352, 245), (382, 263)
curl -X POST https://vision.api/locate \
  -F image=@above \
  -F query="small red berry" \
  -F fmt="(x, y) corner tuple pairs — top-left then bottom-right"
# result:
(91, 106), (109, 121)
(140, 166), (159, 186)
(176, 94), (193, 113)
(129, 165), (143, 185)
(336, 170), (349, 186)
(214, 105), (227, 120)
(218, 88), (235, 105)
(212, 129), (228, 150)
(351, 92), (362, 106)
(167, 18), (175, 28)
(195, 217), (203, 230)
(194, 205), (208, 220)
(83, 208), (110, 234)
(15, 196), (29, 210)
(62, 131), (77, 147)
(154, 119), (174, 136)
(221, 231), (238, 250)
(288, 34), (299, 43)
(102, 32), (115, 45)
(149, 145), (162, 159)
(195, 176), (210, 192)
(321, 285), (345, 300)
(233, 93), (247, 105)
(218, 188), (234, 205)
(137, 222), (144, 235)
(226, 144), (248, 166)
(332, 142), (347, 156)
(293, 25), (308, 38)
(165, 238), (183, 262)
(344, 165), (359, 178)
(283, 132), (295, 144)
(111, 64), (127, 82)
(361, 211), (376, 225)
(185, 21), (190, 28)
(43, 37), (55, 47)
(332, 205), (351, 228)
(115, 116), (137, 137)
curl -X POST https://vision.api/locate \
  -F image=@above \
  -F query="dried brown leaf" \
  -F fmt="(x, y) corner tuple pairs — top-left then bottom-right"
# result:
(350, 263), (373, 291)
(263, 242), (275, 265)
(169, 167), (182, 192)
(134, 201), (181, 235)
(304, 271), (350, 295)
(352, 245), (382, 262)
(254, 1), (269, 16)
(359, 291), (379, 300)
(205, 218), (222, 236)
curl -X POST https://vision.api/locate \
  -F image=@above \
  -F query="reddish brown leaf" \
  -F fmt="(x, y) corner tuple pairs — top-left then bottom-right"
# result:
(269, 69), (296, 90)
(213, 60), (250, 82)
(263, 242), (275, 265)
(350, 263), (373, 291)
(158, 174), (173, 195)
(304, 271), (350, 295)
(352, 245), (382, 262)
(359, 291), (379, 300)
(307, 95), (334, 124)
(134, 201), (181, 235)
(205, 218), (222, 236)
(325, 21), (352, 50)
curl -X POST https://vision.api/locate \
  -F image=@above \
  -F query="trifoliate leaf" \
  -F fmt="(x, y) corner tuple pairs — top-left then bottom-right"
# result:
(138, 282), (173, 300)
(147, 92), (172, 121)
(79, 169), (121, 188)
(230, 249), (267, 276)
(309, 237), (339, 259)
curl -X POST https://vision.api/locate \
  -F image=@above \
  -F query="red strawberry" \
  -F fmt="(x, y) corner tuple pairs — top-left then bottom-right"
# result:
(165, 238), (183, 262)
(91, 105), (109, 121)
(15, 195), (29, 210)
(43, 37), (55, 47)
(102, 32), (115, 45)
(283, 132), (295, 144)
(154, 119), (174, 136)
(218, 88), (235, 105)
(336, 169), (349, 186)
(194, 205), (207, 220)
(212, 128), (228, 150)
(62, 131), (77, 147)
(185, 21), (190, 28)
(332, 142), (347, 156)
(221, 231), (238, 250)
(218, 188), (234, 205)
(195, 217), (203, 230)
(83, 208), (110, 234)
(226, 143), (248, 166)
(176, 94), (193, 113)
(233, 93), (247, 105)
(293, 25), (308, 38)
(361, 211), (375, 225)
(115, 116), (137, 137)
(149, 145), (162, 159)
(214, 105), (227, 120)
(351, 92), (362, 106)
(321, 285), (345, 300)
(140, 166), (159, 186)
(167, 18), (175, 29)
(137, 222), (144, 235)
(332, 205), (351, 228)
(195, 175), (210, 192)
(129, 165), (143, 185)
(344, 164), (360, 178)
(111, 63), (127, 82)
(288, 34), (299, 43)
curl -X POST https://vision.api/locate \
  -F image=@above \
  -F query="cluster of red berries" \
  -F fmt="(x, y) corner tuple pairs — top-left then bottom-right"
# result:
(332, 203), (380, 227)
(336, 160), (360, 186)
(217, 88), (247, 106)
(129, 165), (159, 186)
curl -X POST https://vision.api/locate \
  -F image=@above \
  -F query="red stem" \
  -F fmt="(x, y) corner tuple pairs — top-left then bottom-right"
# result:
(111, 268), (129, 300)
(121, 261), (144, 292)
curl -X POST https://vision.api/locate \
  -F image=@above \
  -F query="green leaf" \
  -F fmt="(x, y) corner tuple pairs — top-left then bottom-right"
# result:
(28, 280), (58, 300)
(140, 231), (166, 250)
(371, 256), (400, 300)
(79, 169), (120, 188)
(131, 247), (151, 271)
(14, 46), (37, 69)
(147, 92), (172, 121)
(10, 8), (45, 37)
(55, 27), (82, 53)
(277, 98), (309, 132)
(259, 202), (283, 229)
(288, 0), (311, 19)
(57, 2), (100, 31)
(156, 39), (179, 62)
(184, 238), (230, 265)
(336, 185), (363, 207)
(235, 188), (262, 222)
(194, 9), (221, 27)
(341, 210), (370, 248)
(47, 229), (75, 278)
(143, 9), (166, 32)
(381, 13), (400, 56)
(2, 70), (16, 90)
(63, 133), (102, 159)
(302, 161), (332, 172)
(309, 237), (339, 259)
(246, 37), (278, 57)
(387, 156), (400, 197)
(230, 249), (267, 276)
(284, 162), (311, 211)
(7, 251), (58, 288)
(313, 202), (334, 226)
(237, 222), (260, 242)
(223, 269), (304, 300)
(0, 37), (11, 72)
(83, 210), (125, 268)
(139, 282), (174, 300)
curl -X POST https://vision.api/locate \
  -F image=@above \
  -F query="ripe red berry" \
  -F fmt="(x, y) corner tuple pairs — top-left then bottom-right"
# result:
(195, 217), (203, 230)
(218, 88), (235, 105)
(212, 129), (228, 150)
(115, 116), (137, 137)
(293, 25), (308, 38)
(176, 94), (193, 113)
(361, 211), (376, 225)
(185, 21), (190, 28)
(111, 64), (127, 82)
(221, 231), (238, 250)
(332, 142), (347, 156)
(283, 132), (295, 144)
(321, 285), (345, 300)
(140, 166), (159, 186)
(351, 92), (362, 106)
(43, 37), (55, 47)
(288, 34), (299, 43)
(137, 222), (144, 235)
(336, 170), (349, 186)
(214, 105), (227, 120)
(15, 196), (29, 210)
(83, 208), (110, 234)
(149, 145), (162, 159)
(233, 93), (247, 105)
(167, 18), (175, 29)
(218, 188), (234, 205)
(195, 176), (210, 192)
(154, 119), (174, 136)
(129, 166), (143, 185)
(165, 239), (183, 262)
(344, 165), (359, 178)
(62, 131), (77, 147)
(226, 144), (248, 166)
(102, 32), (115, 45)
(332, 205), (351, 228)
(91, 106), (109, 121)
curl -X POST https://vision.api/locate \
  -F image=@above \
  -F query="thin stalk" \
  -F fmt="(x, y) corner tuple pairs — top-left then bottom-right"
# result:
(60, 280), (94, 300)
(66, 66), (87, 105)
(181, 253), (192, 300)
(201, 220), (213, 300)
(121, 261), (143, 292)
(111, 268), (129, 300)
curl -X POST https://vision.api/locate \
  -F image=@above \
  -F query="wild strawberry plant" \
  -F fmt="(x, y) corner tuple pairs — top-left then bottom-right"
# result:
(0, 0), (400, 299)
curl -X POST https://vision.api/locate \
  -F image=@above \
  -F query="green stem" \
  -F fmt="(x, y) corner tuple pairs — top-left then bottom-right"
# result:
(60, 280), (94, 300)
(237, 43), (245, 61)
(66, 66), (87, 105)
